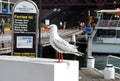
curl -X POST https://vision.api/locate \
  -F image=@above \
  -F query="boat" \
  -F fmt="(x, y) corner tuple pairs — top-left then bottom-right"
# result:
(92, 9), (120, 54)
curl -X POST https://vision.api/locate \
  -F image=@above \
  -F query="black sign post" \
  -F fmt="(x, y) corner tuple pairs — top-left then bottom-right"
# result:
(12, 0), (39, 57)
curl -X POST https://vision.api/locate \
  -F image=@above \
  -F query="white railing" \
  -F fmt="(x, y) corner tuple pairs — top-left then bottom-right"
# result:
(0, 29), (81, 53)
(97, 20), (120, 27)
(107, 55), (120, 71)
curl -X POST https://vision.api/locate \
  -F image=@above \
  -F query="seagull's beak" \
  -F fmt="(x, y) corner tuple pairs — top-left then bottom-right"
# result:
(44, 26), (50, 32)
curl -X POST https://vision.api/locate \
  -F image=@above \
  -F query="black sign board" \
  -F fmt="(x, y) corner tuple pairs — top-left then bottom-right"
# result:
(12, 0), (39, 57)
(14, 13), (37, 33)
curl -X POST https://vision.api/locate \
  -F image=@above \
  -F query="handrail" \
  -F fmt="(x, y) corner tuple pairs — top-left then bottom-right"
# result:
(107, 55), (120, 70)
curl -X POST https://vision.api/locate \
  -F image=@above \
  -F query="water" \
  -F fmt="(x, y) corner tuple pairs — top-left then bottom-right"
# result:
(43, 46), (120, 74)
(4, 45), (120, 74)
(93, 54), (120, 74)
(42, 45), (120, 74)
(93, 54), (107, 70)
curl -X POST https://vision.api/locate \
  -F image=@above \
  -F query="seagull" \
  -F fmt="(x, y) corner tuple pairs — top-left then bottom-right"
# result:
(45, 24), (84, 63)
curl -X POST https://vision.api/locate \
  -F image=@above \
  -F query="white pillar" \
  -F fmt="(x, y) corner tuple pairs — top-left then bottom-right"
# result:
(87, 35), (92, 56)
(71, 34), (76, 43)
(104, 64), (115, 80)
(87, 56), (95, 68)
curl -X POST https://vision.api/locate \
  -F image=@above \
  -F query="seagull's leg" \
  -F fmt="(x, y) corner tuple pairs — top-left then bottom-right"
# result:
(57, 52), (61, 63)
(60, 53), (64, 63)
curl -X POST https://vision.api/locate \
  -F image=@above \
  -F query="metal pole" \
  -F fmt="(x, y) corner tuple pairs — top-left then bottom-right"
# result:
(87, 35), (92, 57)
(38, 0), (42, 57)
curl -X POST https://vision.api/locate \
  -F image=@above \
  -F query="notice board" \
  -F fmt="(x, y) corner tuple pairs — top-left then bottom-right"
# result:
(12, 0), (39, 57)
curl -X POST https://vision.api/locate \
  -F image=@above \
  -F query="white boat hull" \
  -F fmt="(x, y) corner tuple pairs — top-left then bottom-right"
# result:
(92, 43), (120, 54)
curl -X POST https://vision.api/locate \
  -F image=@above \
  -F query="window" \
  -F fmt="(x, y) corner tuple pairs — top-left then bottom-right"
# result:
(2, 2), (8, 13)
(10, 4), (14, 13)
(116, 30), (120, 38)
(0, 2), (2, 13)
(97, 29), (116, 38)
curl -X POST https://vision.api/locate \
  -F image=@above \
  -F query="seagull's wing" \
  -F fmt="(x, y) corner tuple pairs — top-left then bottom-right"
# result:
(51, 36), (78, 53)
(50, 37), (68, 53)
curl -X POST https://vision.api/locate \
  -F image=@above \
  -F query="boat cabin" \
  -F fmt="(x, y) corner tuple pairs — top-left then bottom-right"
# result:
(93, 10), (120, 43)
(92, 10), (120, 54)
(96, 10), (120, 28)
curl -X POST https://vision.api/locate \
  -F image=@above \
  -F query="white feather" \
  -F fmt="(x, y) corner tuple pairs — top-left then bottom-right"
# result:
(48, 24), (84, 56)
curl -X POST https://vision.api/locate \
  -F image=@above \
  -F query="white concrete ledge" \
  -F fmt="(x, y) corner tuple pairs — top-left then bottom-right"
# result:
(0, 56), (79, 81)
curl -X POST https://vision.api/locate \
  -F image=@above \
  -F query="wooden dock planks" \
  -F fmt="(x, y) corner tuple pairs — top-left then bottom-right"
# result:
(79, 68), (120, 81)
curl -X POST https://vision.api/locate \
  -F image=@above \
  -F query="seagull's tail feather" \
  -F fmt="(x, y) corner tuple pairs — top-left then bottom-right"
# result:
(72, 51), (85, 56)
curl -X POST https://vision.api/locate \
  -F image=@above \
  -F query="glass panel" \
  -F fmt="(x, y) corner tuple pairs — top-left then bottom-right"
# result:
(10, 3), (13, 13)
(9, 0), (16, 3)
(0, 2), (1, 13)
(116, 30), (120, 38)
(2, 2), (8, 13)
(97, 29), (116, 38)
(2, 0), (8, 2)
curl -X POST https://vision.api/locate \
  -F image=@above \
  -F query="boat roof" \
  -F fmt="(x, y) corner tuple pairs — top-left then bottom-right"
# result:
(97, 10), (120, 14)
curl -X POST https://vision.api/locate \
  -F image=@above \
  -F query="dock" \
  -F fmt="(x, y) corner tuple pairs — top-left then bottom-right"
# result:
(79, 68), (120, 81)
(0, 29), (120, 81)
(0, 29), (83, 54)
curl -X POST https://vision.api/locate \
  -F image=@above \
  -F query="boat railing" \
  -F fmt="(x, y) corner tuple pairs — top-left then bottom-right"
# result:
(108, 20), (119, 27)
(96, 20), (120, 27)
(96, 20), (105, 27)
(106, 55), (120, 73)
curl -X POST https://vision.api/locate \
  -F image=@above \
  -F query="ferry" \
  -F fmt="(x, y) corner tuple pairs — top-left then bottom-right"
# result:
(92, 10), (120, 54)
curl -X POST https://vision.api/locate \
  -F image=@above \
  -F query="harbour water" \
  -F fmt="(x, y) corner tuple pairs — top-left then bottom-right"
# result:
(93, 54), (120, 74)
(43, 45), (120, 74)
(94, 54), (108, 70)
(2, 45), (120, 74)
(15, 42), (120, 73)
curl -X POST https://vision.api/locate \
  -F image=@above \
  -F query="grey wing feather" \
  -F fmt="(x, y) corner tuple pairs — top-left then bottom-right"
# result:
(51, 37), (85, 56)
(52, 39), (67, 52)
(53, 37), (78, 52)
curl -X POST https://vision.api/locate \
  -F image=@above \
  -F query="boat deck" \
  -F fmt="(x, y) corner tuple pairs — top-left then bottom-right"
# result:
(79, 68), (120, 81)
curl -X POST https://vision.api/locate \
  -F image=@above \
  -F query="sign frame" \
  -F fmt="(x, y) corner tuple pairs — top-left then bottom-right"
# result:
(12, 0), (39, 57)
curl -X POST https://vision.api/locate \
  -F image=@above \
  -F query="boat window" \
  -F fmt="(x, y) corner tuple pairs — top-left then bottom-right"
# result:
(108, 20), (118, 27)
(97, 29), (116, 38)
(102, 13), (111, 20)
(116, 30), (120, 38)
(97, 12), (120, 27)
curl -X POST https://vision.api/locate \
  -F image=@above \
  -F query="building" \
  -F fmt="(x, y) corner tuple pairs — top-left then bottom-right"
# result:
(0, 0), (16, 22)
(0, 0), (120, 27)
